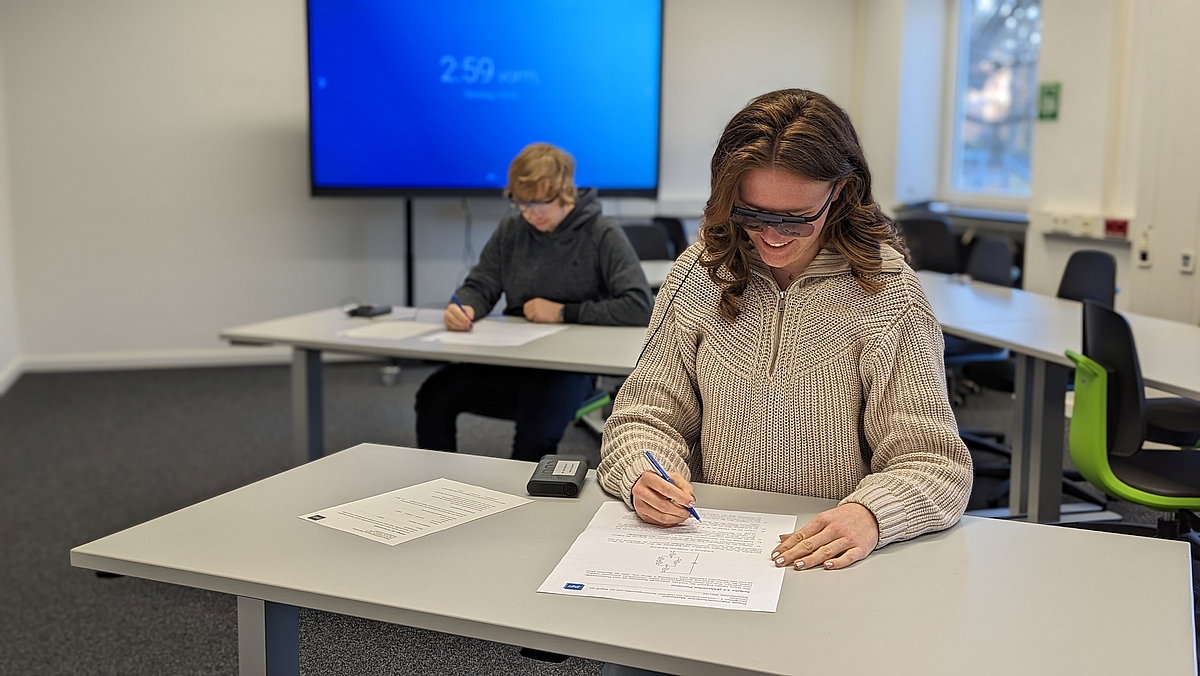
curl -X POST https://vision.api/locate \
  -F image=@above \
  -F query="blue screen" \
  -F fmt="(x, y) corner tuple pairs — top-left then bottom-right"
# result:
(308, 0), (662, 195)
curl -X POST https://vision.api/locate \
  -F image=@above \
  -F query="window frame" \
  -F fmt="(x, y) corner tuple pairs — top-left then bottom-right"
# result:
(938, 0), (1040, 210)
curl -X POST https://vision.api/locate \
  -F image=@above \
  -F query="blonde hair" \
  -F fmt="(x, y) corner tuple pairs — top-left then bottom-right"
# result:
(700, 89), (908, 321)
(505, 143), (578, 206)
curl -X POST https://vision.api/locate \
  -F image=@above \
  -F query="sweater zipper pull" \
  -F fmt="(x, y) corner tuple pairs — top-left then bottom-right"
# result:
(769, 290), (786, 374)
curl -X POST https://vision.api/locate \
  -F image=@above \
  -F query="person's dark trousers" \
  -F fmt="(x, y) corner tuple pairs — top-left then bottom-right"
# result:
(415, 363), (596, 462)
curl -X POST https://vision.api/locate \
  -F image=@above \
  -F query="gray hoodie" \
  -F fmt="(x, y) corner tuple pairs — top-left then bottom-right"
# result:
(454, 188), (653, 326)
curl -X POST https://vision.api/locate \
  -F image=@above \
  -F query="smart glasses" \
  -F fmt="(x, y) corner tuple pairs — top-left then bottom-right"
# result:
(509, 193), (559, 213)
(730, 185), (836, 238)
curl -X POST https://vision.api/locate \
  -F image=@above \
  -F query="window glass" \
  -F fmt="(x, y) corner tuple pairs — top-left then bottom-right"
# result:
(951, 0), (1043, 196)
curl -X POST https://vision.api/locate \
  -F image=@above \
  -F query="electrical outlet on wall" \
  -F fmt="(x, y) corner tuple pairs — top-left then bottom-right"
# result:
(1182, 249), (1196, 274)
(1137, 227), (1152, 268)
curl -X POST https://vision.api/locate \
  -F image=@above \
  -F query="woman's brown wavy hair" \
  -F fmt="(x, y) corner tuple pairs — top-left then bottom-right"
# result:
(699, 89), (908, 320)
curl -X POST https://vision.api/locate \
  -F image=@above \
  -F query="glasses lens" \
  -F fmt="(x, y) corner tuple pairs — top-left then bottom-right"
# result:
(731, 212), (815, 238)
(731, 212), (766, 231)
(778, 222), (815, 237)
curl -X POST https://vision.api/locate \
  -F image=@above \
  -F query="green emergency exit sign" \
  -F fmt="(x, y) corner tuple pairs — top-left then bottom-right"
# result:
(1038, 82), (1061, 121)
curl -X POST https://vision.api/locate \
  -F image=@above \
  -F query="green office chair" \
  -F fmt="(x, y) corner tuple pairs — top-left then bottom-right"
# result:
(1064, 300), (1200, 539)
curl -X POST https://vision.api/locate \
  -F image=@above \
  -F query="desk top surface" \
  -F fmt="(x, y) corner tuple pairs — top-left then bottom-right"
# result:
(221, 309), (646, 376)
(71, 444), (1195, 676)
(917, 271), (1200, 400)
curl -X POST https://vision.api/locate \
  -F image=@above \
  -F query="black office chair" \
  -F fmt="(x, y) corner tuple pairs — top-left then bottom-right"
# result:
(1058, 250), (1117, 307)
(621, 223), (672, 261)
(943, 237), (1013, 407)
(897, 217), (962, 274)
(963, 250), (1119, 509)
(652, 217), (688, 259)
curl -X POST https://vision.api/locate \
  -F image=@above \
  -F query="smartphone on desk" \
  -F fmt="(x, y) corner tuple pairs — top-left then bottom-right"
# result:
(346, 304), (392, 318)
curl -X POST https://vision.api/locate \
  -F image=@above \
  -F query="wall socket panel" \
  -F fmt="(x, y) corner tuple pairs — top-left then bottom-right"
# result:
(1182, 249), (1196, 274)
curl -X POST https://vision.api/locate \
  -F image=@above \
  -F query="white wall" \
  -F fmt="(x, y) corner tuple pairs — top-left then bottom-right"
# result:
(1124, 0), (1200, 323)
(0, 31), (20, 394)
(0, 0), (407, 370)
(854, 0), (946, 214)
(1023, 0), (1200, 322)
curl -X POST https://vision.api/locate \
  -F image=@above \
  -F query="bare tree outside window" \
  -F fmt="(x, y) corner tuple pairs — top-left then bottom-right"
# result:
(951, 0), (1043, 196)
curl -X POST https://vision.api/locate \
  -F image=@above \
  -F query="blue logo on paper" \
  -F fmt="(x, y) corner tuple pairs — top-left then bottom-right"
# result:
(564, 583), (584, 590)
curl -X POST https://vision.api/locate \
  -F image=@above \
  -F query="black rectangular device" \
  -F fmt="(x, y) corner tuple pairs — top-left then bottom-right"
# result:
(527, 455), (589, 497)
(346, 303), (391, 318)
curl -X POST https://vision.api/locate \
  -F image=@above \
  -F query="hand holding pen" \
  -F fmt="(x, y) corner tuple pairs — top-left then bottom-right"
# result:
(444, 294), (475, 331)
(631, 450), (700, 526)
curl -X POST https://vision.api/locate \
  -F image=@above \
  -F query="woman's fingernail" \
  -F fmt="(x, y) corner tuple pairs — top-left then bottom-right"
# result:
(824, 561), (834, 569)
(686, 501), (696, 508)
(774, 557), (785, 566)
(795, 561), (804, 570)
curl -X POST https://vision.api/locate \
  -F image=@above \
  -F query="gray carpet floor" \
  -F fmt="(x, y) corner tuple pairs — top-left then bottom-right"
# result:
(0, 361), (1166, 674)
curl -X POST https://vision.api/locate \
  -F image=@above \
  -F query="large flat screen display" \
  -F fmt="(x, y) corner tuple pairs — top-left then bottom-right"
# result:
(307, 0), (663, 196)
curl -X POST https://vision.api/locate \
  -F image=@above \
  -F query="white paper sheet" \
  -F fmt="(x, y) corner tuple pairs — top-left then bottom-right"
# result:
(538, 502), (796, 612)
(420, 319), (568, 347)
(338, 320), (441, 341)
(390, 307), (448, 324)
(300, 478), (532, 546)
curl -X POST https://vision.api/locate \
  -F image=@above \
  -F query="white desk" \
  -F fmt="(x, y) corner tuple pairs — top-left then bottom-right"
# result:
(640, 259), (675, 289)
(221, 310), (647, 463)
(70, 444), (1196, 676)
(918, 271), (1200, 522)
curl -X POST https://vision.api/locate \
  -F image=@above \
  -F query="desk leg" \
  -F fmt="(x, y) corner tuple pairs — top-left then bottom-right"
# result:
(292, 348), (324, 464)
(1010, 355), (1068, 523)
(1009, 355), (1034, 517)
(1027, 359), (1068, 523)
(237, 597), (299, 676)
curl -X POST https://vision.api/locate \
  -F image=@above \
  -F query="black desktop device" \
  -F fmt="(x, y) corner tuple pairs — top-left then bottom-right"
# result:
(527, 455), (589, 497)
(346, 303), (391, 318)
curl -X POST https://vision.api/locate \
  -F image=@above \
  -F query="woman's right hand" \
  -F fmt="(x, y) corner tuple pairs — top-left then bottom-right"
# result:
(631, 470), (696, 526)
(444, 303), (475, 331)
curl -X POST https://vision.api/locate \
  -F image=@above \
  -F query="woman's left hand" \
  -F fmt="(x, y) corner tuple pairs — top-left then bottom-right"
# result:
(771, 503), (879, 571)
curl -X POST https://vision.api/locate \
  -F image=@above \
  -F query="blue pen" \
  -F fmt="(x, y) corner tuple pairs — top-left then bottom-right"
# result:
(644, 450), (700, 521)
(450, 294), (472, 327)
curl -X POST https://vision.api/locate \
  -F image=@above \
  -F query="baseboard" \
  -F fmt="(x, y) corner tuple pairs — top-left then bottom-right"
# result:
(0, 355), (20, 396)
(20, 347), (384, 374)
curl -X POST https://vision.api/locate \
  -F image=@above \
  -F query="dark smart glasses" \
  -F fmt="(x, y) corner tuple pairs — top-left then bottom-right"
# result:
(730, 185), (837, 238)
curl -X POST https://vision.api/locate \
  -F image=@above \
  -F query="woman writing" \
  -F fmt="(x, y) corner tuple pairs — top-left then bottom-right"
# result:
(598, 89), (972, 574)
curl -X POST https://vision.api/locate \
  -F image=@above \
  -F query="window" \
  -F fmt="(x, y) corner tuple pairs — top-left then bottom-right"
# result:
(949, 0), (1043, 197)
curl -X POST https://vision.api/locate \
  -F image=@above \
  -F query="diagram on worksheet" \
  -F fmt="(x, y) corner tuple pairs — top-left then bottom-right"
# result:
(654, 549), (699, 574)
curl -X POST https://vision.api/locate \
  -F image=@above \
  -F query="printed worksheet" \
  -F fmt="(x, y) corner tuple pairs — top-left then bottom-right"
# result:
(300, 478), (531, 546)
(538, 502), (796, 612)
(420, 319), (567, 347)
(338, 320), (440, 341)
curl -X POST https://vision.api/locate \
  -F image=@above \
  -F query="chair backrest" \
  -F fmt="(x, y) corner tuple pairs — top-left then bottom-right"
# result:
(964, 236), (1014, 286)
(897, 217), (961, 273)
(1082, 299), (1146, 457)
(652, 217), (688, 259)
(1058, 250), (1116, 307)
(621, 223), (672, 260)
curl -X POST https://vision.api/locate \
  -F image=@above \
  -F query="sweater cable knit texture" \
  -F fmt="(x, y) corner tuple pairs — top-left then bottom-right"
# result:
(598, 242), (973, 548)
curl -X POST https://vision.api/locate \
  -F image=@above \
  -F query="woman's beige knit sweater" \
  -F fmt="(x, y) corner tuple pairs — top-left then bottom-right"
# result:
(598, 242), (973, 548)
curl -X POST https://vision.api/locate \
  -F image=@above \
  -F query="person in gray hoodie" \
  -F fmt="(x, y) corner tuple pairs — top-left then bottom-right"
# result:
(415, 143), (652, 461)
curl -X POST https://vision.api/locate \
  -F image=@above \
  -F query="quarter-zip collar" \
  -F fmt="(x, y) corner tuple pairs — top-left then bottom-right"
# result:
(747, 243), (906, 289)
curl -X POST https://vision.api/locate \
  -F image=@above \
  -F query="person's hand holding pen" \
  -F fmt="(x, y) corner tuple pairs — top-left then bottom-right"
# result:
(631, 451), (699, 526)
(444, 294), (475, 331)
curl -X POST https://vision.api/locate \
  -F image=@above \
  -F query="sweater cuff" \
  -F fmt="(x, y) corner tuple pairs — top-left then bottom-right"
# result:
(840, 484), (907, 548)
(561, 302), (582, 324)
(613, 454), (656, 508)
